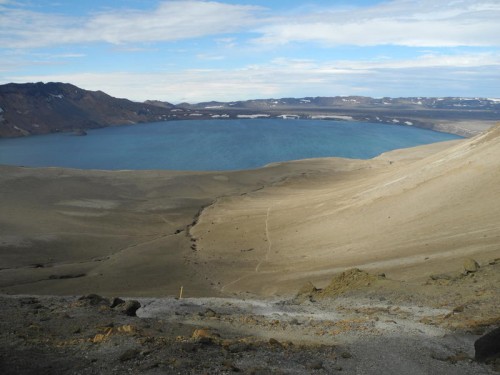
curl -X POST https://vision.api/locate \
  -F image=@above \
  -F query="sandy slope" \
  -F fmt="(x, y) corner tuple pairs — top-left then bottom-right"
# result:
(1, 125), (499, 299)
(0, 159), (364, 297)
(192, 125), (500, 295)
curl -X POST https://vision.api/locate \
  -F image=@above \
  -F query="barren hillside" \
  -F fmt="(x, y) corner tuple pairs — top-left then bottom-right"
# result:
(192, 124), (500, 295)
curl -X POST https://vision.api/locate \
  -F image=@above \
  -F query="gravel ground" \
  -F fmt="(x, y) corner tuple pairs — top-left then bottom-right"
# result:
(0, 289), (496, 375)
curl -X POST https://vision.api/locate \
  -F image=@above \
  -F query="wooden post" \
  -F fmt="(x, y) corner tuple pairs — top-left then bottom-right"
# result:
(179, 286), (184, 299)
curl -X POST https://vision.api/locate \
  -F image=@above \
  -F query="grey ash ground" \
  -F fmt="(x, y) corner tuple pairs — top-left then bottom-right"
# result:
(1, 259), (498, 374)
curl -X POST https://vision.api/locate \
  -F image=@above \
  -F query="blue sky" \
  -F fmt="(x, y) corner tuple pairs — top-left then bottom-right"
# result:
(0, 0), (499, 103)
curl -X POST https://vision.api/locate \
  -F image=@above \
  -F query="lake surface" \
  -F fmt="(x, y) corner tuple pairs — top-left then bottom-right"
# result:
(0, 119), (462, 171)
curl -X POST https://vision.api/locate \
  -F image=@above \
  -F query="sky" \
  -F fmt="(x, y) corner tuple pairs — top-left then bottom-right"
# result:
(0, 0), (499, 103)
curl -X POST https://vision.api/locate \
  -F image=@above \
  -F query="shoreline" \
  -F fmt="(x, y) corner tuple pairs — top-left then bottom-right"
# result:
(1, 116), (495, 141)
(0, 133), (493, 298)
(1, 124), (499, 298)
(1, 126), (499, 373)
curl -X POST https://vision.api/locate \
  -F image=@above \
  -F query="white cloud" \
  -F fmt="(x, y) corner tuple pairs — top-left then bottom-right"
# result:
(0, 1), (263, 48)
(331, 52), (500, 70)
(253, 0), (500, 47)
(7, 51), (500, 102)
(1, 1), (499, 101)
(215, 37), (237, 48)
(2, 0), (499, 49)
(84, 1), (262, 44)
(196, 53), (225, 61)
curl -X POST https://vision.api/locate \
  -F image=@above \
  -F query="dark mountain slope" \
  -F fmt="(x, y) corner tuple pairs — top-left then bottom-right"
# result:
(1, 82), (499, 138)
(0, 82), (175, 137)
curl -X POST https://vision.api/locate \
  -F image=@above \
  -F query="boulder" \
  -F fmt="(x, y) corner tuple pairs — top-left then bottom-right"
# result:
(463, 258), (480, 273)
(110, 297), (125, 308)
(204, 308), (217, 318)
(475, 327), (500, 362)
(319, 268), (385, 298)
(306, 360), (323, 370)
(119, 348), (140, 362)
(121, 300), (141, 316)
(269, 338), (282, 347)
(227, 342), (250, 353)
(192, 328), (220, 342)
(294, 281), (320, 303)
(78, 294), (109, 306)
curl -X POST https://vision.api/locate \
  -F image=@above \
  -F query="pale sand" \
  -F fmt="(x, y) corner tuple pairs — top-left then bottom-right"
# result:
(192, 126), (500, 296)
(0, 160), (365, 297)
(1, 124), (499, 299)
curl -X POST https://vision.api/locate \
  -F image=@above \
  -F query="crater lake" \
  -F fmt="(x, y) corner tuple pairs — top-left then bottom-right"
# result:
(0, 119), (462, 171)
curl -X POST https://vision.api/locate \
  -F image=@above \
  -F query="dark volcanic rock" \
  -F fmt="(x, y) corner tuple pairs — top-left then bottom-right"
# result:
(227, 342), (250, 353)
(0, 82), (177, 137)
(121, 300), (141, 316)
(110, 297), (126, 308)
(78, 294), (109, 306)
(119, 348), (140, 362)
(475, 327), (500, 362)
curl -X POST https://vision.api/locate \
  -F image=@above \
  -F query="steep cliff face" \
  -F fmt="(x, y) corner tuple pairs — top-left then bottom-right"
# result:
(0, 82), (175, 137)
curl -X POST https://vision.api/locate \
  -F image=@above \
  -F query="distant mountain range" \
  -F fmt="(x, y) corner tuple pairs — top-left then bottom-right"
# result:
(1, 82), (499, 138)
(183, 95), (500, 111)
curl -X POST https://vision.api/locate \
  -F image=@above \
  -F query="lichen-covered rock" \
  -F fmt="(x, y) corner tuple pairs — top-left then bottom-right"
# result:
(463, 258), (480, 274)
(318, 268), (385, 298)
(294, 281), (320, 303)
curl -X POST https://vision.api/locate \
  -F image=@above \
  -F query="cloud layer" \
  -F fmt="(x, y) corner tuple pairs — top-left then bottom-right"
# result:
(0, 1), (262, 48)
(255, 0), (500, 47)
(1, 0), (499, 101)
(1, 0), (499, 48)
(12, 52), (500, 103)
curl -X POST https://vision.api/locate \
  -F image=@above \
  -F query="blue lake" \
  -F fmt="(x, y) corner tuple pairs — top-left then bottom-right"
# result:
(0, 119), (462, 171)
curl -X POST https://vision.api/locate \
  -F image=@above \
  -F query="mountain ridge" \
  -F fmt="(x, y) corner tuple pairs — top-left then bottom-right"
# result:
(0, 82), (175, 137)
(1, 82), (499, 138)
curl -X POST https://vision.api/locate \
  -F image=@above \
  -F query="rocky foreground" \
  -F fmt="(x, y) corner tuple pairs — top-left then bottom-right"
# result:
(1, 258), (498, 374)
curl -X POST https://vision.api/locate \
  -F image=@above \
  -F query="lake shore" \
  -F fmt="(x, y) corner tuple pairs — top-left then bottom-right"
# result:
(0, 119), (463, 171)
(0, 139), (466, 298)
(1, 125), (499, 373)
